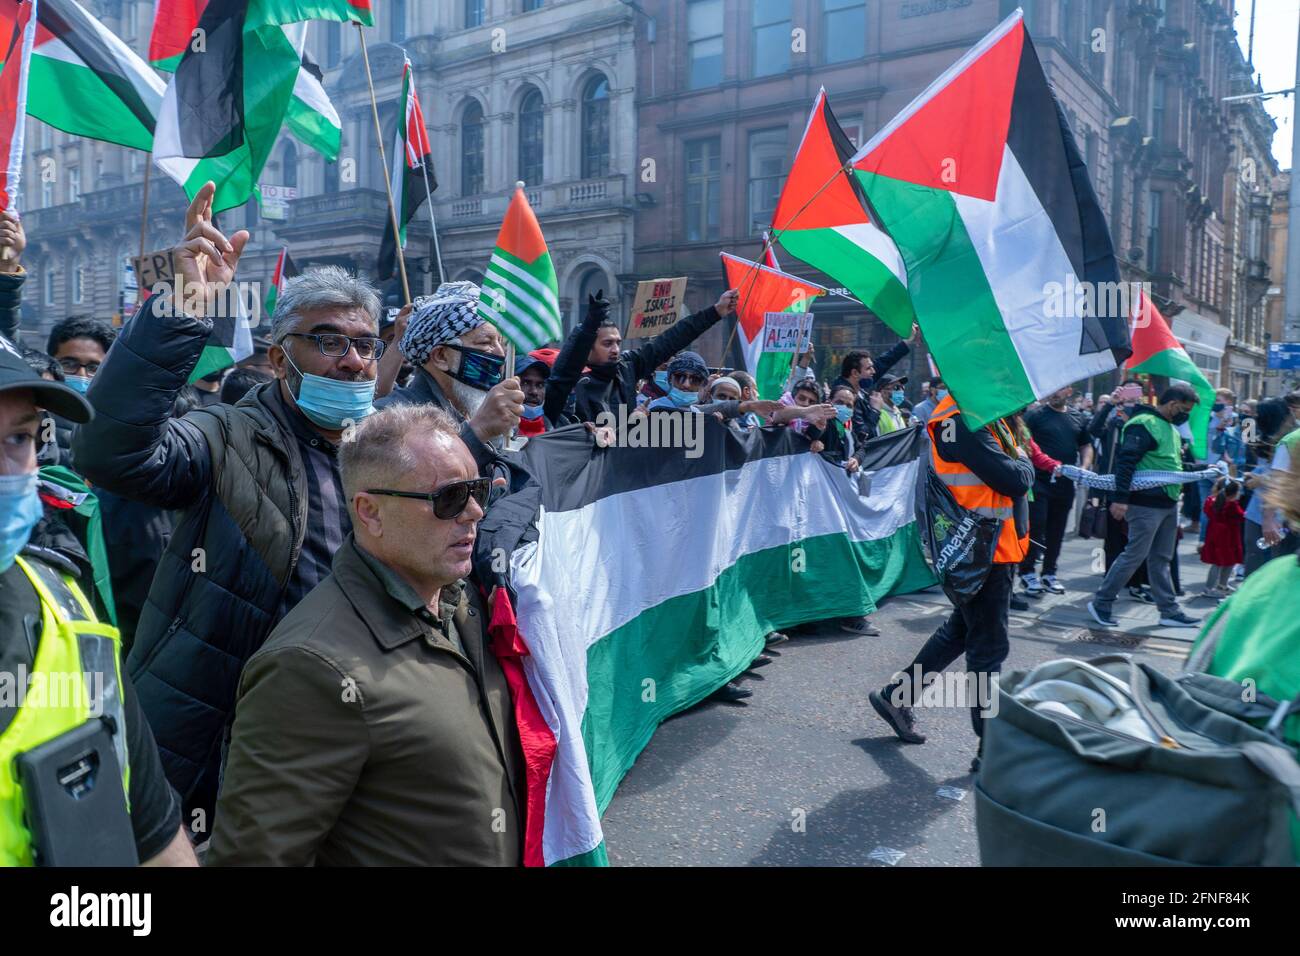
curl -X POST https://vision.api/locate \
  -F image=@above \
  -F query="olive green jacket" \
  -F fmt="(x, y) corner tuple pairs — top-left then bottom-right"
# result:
(208, 536), (526, 866)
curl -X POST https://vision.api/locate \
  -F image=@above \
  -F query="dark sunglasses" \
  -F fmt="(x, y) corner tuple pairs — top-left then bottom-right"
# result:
(365, 477), (491, 519)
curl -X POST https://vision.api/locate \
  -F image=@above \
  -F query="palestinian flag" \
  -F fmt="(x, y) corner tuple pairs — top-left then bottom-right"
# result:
(263, 245), (298, 316)
(285, 21), (339, 160)
(0, 0), (163, 152)
(1127, 292), (1214, 459)
(760, 229), (781, 270)
(188, 296), (255, 382)
(150, 0), (372, 67)
(377, 54), (436, 281)
(0, 0), (33, 212)
(849, 11), (1130, 428)
(153, 0), (370, 212)
(772, 88), (915, 337)
(474, 422), (936, 865)
(721, 252), (827, 399)
(476, 184), (561, 353)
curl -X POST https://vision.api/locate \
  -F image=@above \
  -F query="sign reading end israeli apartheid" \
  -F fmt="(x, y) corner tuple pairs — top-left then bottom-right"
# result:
(626, 277), (688, 339)
(132, 248), (174, 293)
(761, 311), (815, 354)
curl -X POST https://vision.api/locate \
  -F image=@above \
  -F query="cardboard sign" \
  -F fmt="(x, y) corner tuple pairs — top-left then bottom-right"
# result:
(132, 248), (174, 291)
(626, 277), (688, 339)
(761, 311), (815, 353)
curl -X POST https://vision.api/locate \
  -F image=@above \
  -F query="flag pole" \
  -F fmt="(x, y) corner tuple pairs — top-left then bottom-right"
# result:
(419, 160), (444, 286)
(136, 160), (151, 303)
(356, 22), (411, 305)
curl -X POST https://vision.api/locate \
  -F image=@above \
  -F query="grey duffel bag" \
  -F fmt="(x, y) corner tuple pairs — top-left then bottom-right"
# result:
(976, 654), (1300, 866)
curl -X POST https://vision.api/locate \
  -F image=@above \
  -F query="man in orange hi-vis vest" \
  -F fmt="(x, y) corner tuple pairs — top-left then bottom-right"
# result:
(869, 393), (1033, 773)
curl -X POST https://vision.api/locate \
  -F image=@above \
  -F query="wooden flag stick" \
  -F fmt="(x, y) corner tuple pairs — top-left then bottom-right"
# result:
(356, 22), (411, 305)
(420, 158), (444, 286)
(136, 160), (151, 302)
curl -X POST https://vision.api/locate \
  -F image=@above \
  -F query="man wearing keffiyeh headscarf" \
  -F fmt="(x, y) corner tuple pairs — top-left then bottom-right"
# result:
(380, 281), (525, 455)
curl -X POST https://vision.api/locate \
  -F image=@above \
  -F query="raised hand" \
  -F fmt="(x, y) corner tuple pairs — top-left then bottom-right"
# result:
(0, 209), (25, 272)
(714, 288), (739, 317)
(470, 375), (525, 443)
(172, 182), (249, 318)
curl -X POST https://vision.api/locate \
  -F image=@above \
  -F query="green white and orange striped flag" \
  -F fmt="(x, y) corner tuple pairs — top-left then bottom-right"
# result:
(477, 183), (562, 352)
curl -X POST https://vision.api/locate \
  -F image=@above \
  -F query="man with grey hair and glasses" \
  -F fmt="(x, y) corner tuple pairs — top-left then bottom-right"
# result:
(210, 403), (525, 865)
(73, 182), (387, 832)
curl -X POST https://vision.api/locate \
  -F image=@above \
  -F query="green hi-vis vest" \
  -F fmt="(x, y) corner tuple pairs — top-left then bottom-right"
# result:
(0, 557), (128, 866)
(1121, 413), (1183, 501)
(1280, 427), (1300, 457)
(877, 406), (903, 435)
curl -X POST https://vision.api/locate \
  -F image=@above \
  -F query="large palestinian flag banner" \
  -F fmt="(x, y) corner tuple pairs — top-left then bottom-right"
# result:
(1127, 291), (1214, 459)
(850, 11), (1130, 428)
(0, 0), (34, 212)
(377, 53), (435, 281)
(721, 252), (827, 400)
(772, 88), (915, 337)
(0, 0), (163, 152)
(153, 0), (369, 212)
(474, 422), (936, 865)
(476, 184), (561, 353)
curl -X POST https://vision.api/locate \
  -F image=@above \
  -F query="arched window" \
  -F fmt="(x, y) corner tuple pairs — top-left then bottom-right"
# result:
(282, 142), (298, 189)
(518, 87), (544, 186)
(458, 268), (485, 287)
(581, 76), (610, 180)
(461, 101), (485, 196)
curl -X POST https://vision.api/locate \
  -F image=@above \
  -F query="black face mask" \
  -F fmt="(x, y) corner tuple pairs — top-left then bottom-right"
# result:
(1170, 411), (1190, 426)
(585, 361), (619, 382)
(445, 345), (505, 391)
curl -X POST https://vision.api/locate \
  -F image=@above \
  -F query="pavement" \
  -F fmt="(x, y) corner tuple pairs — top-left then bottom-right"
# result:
(600, 525), (1223, 866)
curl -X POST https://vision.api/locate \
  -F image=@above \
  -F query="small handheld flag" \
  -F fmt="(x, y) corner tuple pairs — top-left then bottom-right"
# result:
(477, 183), (562, 354)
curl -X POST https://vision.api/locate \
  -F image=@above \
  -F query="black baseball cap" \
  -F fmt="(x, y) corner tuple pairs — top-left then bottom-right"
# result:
(0, 334), (93, 423)
(875, 373), (908, 390)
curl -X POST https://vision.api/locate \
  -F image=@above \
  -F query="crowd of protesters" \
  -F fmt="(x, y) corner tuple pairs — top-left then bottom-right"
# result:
(4, 186), (1300, 867)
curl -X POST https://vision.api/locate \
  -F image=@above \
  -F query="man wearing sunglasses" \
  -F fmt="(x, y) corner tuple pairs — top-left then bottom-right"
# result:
(210, 404), (525, 865)
(73, 182), (387, 832)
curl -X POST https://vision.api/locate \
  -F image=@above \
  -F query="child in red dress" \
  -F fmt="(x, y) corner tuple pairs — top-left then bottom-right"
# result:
(1200, 478), (1244, 598)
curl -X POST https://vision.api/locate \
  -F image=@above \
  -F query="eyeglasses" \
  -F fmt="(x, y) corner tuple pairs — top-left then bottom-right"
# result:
(57, 358), (100, 376)
(283, 332), (386, 361)
(365, 477), (491, 520)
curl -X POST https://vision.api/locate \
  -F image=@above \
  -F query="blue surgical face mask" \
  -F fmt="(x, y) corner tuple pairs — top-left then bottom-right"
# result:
(65, 375), (91, 395)
(835, 405), (853, 423)
(937, 389), (948, 401)
(0, 472), (43, 574)
(654, 370), (670, 392)
(669, 386), (698, 408)
(285, 351), (376, 430)
(891, 390), (905, 406)
(520, 403), (545, 420)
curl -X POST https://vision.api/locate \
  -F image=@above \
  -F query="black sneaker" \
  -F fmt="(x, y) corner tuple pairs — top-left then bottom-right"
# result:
(765, 631), (790, 646)
(840, 617), (881, 637)
(1158, 610), (1200, 628)
(970, 754), (982, 774)
(1010, 594), (1030, 611)
(1128, 586), (1155, 605)
(747, 655), (773, 669)
(869, 687), (926, 744)
(709, 682), (753, 703)
(1087, 601), (1119, 629)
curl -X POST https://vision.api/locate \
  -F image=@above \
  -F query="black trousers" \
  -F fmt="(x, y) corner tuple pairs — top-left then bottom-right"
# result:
(901, 564), (1014, 739)
(1019, 491), (1073, 577)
